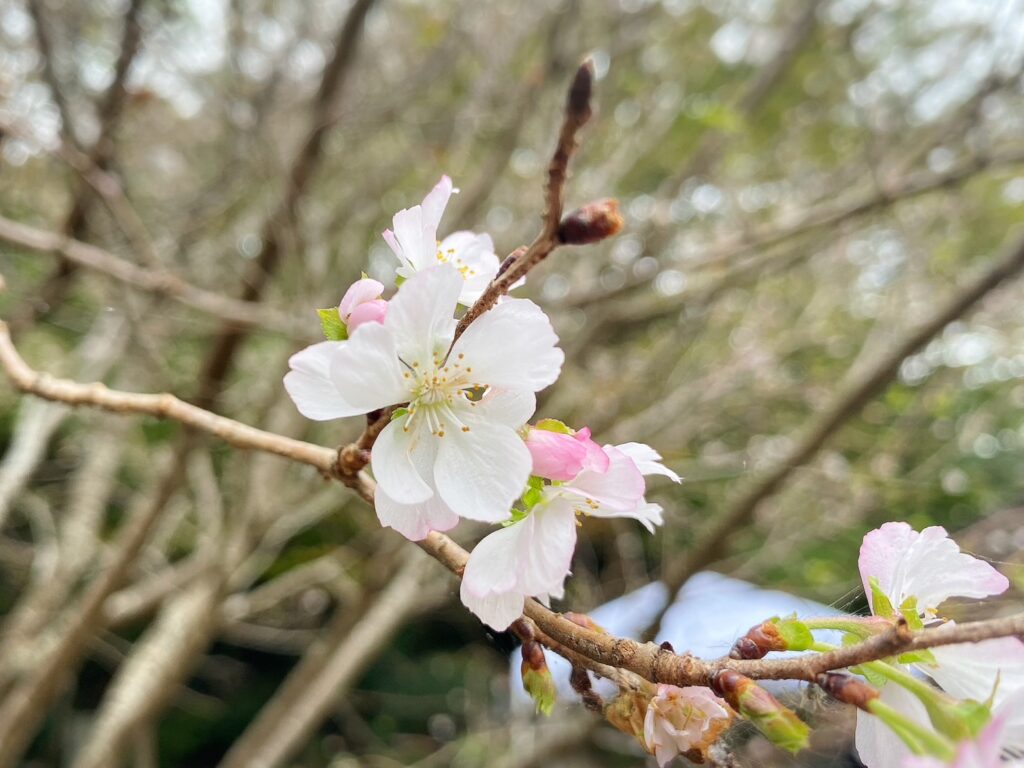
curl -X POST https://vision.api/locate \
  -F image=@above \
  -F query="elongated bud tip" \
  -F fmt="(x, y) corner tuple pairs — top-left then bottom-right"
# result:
(558, 198), (623, 245)
(712, 671), (810, 754)
(816, 673), (879, 711)
(568, 59), (594, 122)
(521, 640), (556, 716)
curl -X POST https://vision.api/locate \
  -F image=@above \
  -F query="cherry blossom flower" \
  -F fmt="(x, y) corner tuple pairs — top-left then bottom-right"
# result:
(643, 684), (733, 767)
(382, 175), (500, 305)
(855, 522), (1024, 768)
(338, 277), (387, 332)
(460, 439), (679, 630)
(902, 689), (1024, 768)
(284, 265), (563, 540)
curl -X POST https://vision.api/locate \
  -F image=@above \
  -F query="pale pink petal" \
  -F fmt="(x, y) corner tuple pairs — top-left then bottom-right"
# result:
(574, 427), (610, 473)
(346, 299), (387, 332)
(856, 682), (926, 768)
(383, 265), (461, 366)
(328, 322), (409, 413)
(374, 485), (458, 541)
(390, 204), (430, 269)
(338, 278), (385, 319)
(283, 341), (362, 421)
(450, 298), (563, 391)
(616, 442), (681, 483)
(462, 521), (522, 598)
(382, 228), (401, 258)
(434, 417), (529, 523)
(859, 523), (1009, 615)
(370, 419), (434, 504)
(526, 429), (589, 481)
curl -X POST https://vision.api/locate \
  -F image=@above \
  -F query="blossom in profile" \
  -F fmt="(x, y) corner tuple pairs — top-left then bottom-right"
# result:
(460, 436), (679, 630)
(382, 175), (500, 305)
(525, 422), (608, 481)
(854, 522), (1024, 767)
(284, 265), (563, 541)
(643, 684), (733, 766)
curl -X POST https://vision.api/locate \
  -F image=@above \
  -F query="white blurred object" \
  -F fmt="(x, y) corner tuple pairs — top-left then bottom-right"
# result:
(510, 571), (847, 712)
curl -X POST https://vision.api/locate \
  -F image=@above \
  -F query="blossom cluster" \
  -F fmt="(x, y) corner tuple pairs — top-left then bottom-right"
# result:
(284, 177), (679, 631)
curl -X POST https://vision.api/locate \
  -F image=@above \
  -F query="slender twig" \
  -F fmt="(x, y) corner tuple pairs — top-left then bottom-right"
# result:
(0, 215), (306, 337)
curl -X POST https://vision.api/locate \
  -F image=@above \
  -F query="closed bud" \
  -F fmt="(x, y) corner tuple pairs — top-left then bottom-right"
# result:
(730, 616), (812, 659)
(558, 199), (624, 245)
(521, 640), (556, 716)
(713, 670), (810, 754)
(816, 673), (880, 711)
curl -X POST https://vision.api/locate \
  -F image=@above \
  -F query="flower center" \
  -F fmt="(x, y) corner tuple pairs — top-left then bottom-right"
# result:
(435, 244), (478, 279)
(399, 353), (479, 438)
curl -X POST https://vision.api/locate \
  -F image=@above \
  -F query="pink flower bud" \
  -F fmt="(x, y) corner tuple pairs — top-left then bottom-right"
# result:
(338, 278), (387, 332)
(526, 425), (609, 481)
(643, 685), (733, 766)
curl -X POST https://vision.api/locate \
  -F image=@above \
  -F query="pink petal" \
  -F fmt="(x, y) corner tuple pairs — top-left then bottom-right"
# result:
(338, 277), (385, 319)
(346, 299), (387, 332)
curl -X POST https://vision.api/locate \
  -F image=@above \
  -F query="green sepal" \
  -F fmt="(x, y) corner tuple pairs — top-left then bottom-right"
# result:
(897, 649), (937, 665)
(519, 476), (545, 512)
(535, 418), (572, 434)
(316, 308), (348, 341)
(395, 275), (406, 287)
(899, 597), (925, 631)
(522, 666), (556, 716)
(869, 577), (895, 618)
(770, 615), (814, 651)
(850, 663), (889, 689)
(390, 407), (409, 421)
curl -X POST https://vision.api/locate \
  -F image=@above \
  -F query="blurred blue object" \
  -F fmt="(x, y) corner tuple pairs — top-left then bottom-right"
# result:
(510, 571), (847, 711)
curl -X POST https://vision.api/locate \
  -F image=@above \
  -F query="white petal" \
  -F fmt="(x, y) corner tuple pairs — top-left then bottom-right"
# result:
(927, 637), (1024, 710)
(384, 265), (461, 365)
(473, 387), (536, 428)
(434, 417), (529, 522)
(328, 323), (410, 413)
(421, 175), (455, 236)
(283, 341), (362, 420)
(515, 504), (579, 599)
(616, 442), (682, 483)
(438, 230), (500, 304)
(390, 205), (430, 270)
(462, 522), (522, 597)
(459, 583), (524, 631)
(855, 682), (925, 768)
(561, 445), (645, 514)
(859, 523), (1009, 614)
(370, 419), (435, 504)
(374, 485), (458, 541)
(451, 298), (563, 391)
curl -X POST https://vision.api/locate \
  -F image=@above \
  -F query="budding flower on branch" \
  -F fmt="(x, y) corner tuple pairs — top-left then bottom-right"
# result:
(520, 639), (557, 716)
(729, 615), (813, 659)
(817, 673), (881, 711)
(558, 198), (624, 245)
(712, 670), (810, 754)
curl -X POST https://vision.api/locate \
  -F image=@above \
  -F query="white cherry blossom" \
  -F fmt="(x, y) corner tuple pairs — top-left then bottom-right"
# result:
(382, 175), (500, 305)
(284, 265), (563, 541)
(460, 439), (679, 630)
(643, 684), (733, 767)
(854, 522), (1024, 768)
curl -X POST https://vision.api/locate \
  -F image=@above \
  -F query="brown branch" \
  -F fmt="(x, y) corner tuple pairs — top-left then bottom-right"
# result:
(0, 215), (306, 337)
(2, 312), (1022, 701)
(453, 59), (594, 339)
(0, 321), (335, 475)
(652, 229), (1024, 628)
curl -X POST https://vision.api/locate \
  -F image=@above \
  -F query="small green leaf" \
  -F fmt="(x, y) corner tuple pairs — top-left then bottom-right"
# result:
(771, 615), (814, 651)
(316, 308), (348, 341)
(869, 577), (895, 618)
(390, 407), (409, 421)
(534, 418), (572, 434)
(851, 664), (889, 688)
(899, 597), (925, 631)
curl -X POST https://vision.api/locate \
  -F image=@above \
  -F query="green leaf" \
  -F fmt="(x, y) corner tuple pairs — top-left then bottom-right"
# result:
(899, 597), (925, 631)
(316, 308), (348, 341)
(771, 615), (814, 651)
(869, 577), (895, 618)
(390, 407), (409, 421)
(851, 664), (889, 688)
(534, 418), (572, 434)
